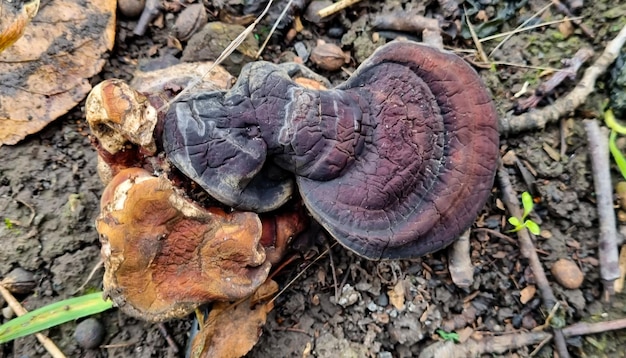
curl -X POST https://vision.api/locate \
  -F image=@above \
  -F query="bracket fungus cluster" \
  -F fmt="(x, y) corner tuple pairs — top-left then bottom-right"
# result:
(163, 41), (499, 259)
(86, 41), (499, 321)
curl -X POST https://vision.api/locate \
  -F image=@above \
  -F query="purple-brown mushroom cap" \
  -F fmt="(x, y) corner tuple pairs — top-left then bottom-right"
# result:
(297, 42), (499, 259)
(163, 41), (499, 259)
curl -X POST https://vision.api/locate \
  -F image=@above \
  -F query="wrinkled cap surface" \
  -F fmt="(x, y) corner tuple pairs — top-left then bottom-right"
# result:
(297, 42), (499, 259)
(163, 41), (499, 260)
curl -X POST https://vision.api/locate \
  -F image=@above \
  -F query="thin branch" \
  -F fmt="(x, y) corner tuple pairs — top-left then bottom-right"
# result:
(583, 119), (620, 300)
(489, 2), (553, 58)
(497, 161), (570, 358)
(256, 0), (295, 58)
(479, 17), (583, 42)
(500, 24), (626, 135)
(317, 0), (363, 18)
(158, 0), (277, 113)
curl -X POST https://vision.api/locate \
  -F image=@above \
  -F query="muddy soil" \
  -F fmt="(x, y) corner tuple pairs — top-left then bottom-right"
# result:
(2, 0), (626, 357)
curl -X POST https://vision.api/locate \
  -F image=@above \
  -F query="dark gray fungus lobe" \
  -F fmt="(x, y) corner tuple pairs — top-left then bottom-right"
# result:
(163, 41), (499, 259)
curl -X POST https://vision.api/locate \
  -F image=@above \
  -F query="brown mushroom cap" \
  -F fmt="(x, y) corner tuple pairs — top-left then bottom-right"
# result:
(163, 41), (499, 259)
(98, 168), (271, 321)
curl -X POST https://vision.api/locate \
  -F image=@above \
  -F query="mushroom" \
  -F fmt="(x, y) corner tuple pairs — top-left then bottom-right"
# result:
(163, 41), (499, 260)
(85, 62), (234, 184)
(97, 167), (304, 321)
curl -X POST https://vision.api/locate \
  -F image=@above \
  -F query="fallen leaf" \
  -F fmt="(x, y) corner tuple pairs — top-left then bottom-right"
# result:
(388, 280), (406, 311)
(520, 285), (536, 304)
(191, 279), (279, 358)
(0, 0), (39, 53)
(0, 0), (116, 146)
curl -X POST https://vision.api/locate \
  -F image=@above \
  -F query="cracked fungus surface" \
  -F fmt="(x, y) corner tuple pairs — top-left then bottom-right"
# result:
(164, 41), (499, 260)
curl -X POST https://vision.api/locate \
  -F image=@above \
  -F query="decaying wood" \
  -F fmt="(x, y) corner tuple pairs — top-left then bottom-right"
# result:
(583, 120), (621, 300)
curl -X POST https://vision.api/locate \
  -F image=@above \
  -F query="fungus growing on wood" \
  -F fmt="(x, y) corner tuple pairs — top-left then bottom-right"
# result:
(97, 168), (304, 321)
(163, 41), (499, 259)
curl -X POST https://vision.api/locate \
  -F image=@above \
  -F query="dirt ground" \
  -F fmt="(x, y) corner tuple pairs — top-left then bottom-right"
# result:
(1, 0), (626, 357)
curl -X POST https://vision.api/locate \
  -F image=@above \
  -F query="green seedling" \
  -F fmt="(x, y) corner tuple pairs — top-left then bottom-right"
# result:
(604, 109), (626, 181)
(436, 329), (460, 343)
(4, 218), (13, 230)
(0, 291), (113, 344)
(507, 191), (540, 235)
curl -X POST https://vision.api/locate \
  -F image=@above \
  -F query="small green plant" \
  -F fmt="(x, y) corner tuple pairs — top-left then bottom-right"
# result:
(3, 218), (21, 235)
(4, 218), (13, 230)
(507, 191), (540, 235)
(436, 329), (460, 343)
(604, 108), (626, 180)
(0, 291), (113, 344)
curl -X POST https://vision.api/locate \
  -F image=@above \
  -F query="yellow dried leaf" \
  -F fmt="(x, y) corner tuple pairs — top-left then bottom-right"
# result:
(191, 279), (279, 358)
(520, 285), (536, 304)
(388, 280), (405, 311)
(0, 0), (39, 53)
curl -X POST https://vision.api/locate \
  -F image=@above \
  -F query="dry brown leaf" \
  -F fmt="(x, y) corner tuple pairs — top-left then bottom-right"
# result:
(191, 279), (279, 358)
(0, 0), (39, 53)
(519, 285), (536, 304)
(0, 0), (116, 146)
(388, 280), (406, 311)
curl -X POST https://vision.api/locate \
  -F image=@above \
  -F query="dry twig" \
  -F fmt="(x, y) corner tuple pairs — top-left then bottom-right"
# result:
(158, 0), (277, 112)
(497, 161), (570, 358)
(317, 0), (363, 18)
(157, 322), (179, 353)
(583, 119), (620, 300)
(489, 2), (553, 58)
(419, 315), (626, 358)
(515, 47), (594, 112)
(256, 0), (296, 58)
(134, 0), (162, 36)
(500, 24), (626, 135)
(449, 229), (474, 288)
(551, 0), (594, 38)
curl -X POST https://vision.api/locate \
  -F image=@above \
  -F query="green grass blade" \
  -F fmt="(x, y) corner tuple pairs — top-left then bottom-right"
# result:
(604, 108), (626, 135)
(609, 130), (626, 181)
(0, 292), (113, 344)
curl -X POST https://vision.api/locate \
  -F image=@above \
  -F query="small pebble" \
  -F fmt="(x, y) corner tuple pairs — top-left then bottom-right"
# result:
(1, 267), (36, 294)
(118, 0), (145, 18)
(310, 42), (349, 71)
(173, 4), (208, 41)
(294, 42), (309, 62)
(327, 27), (345, 38)
(303, 0), (333, 24)
(74, 318), (106, 349)
(551, 259), (584, 289)
(374, 292), (389, 307)
(2, 306), (14, 320)
(366, 301), (379, 312)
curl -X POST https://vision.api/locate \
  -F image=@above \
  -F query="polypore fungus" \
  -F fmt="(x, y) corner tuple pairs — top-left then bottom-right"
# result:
(98, 167), (271, 321)
(163, 41), (499, 259)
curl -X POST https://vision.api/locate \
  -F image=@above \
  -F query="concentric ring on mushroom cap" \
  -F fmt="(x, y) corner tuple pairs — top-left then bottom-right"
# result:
(296, 42), (499, 260)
